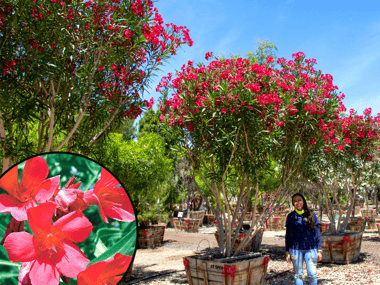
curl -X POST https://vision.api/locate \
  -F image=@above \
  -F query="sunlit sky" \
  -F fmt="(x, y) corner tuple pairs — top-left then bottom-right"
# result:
(142, 0), (380, 118)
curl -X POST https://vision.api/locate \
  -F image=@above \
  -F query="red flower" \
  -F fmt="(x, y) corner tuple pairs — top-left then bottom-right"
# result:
(205, 52), (213, 60)
(38, 46), (45, 53)
(98, 65), (104, 72)
(0, 156), (60, 221)
(4, 202), (92, 285)
(308, 137), (316, 145)
(77, 253), (132, 285)
(288, 105), (297, 115)
(188, 122), (194, 132)
(337, 145), (344, 150)
(30, 40), (38, 49)
(221, 108), (226, 113)
(84, 168), (135, 223)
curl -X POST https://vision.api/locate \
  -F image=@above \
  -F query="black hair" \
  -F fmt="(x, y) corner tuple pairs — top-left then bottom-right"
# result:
(292, 193), (315, 230)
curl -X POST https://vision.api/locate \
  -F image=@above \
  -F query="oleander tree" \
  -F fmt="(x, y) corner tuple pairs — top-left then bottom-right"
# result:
(0, 0), (192, 173)
(158, 51), (343, 257)
(305, 108), (380, 234)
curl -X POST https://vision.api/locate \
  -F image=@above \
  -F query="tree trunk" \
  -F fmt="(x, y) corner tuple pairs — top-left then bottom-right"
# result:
(352, 189), (356, 217)
(319, 192), (323, 222)
(376, 186), (379, 215)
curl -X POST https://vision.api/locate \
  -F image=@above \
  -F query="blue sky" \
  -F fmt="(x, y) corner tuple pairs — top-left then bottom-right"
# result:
(142, 0), (380, 118)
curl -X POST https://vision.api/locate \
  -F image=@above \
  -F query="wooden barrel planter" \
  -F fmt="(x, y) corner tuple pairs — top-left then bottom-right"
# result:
(214, 229), (265, 252)
(190, 210), (206, 228)
(245, 212), (253, 221)
(236, 212), (254, 221)
(355, 199), (364, 208)
(183, 252), (270, 285)
(320, 231), (363, 264)
(349, 217), (367, 232)
(138, 225), (166, 249)
(265, 216), (285, 231)
(173, 218), (201, 233)
(365, 216), (380, 230)
(204, 214), (216, 224)
(361, 209), (376, 217)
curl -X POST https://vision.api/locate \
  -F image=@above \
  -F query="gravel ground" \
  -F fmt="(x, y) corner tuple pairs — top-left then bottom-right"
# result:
(123, 214), (380, 285)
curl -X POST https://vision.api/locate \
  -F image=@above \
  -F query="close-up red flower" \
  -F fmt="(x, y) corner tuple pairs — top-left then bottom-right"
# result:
(4, 202), (93, 285)
(84, 168), (135, 224)
(0, 156), (60, 221)
(52, 176), (88, 215)
(77, 253), (132, 285)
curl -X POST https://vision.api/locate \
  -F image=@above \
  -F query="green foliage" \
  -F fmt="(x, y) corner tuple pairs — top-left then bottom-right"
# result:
(90, 132), (173, 225)
(137, 108), (180, 159)
(213, 39), (278, 65)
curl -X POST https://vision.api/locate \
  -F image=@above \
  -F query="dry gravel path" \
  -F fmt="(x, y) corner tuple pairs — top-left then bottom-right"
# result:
(124, 219), (380, 284)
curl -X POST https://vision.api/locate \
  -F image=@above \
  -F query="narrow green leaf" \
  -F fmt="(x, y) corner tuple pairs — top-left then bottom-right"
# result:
(0, 260), (21, 267)
(87, 222), (136, 267)
(0, 272), (19, 279)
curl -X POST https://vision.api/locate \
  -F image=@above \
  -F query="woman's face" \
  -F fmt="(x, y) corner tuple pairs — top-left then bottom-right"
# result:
(293, 195), (304, 211)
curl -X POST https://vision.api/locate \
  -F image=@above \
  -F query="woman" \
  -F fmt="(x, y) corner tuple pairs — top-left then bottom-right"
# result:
(285, 193), (322, 285)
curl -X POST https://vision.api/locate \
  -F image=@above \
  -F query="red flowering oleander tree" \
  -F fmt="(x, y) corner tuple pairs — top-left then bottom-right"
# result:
(0, 155), (136, 285)
(305, 108), (380, 234)
(158, 51), (343, 257)
(0, 0), (192, 174)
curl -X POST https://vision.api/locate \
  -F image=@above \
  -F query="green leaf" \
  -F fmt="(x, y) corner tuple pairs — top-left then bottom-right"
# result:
(87, 222), (136, 267)
(0, 272), (19, 279)
(95, 228), (124, 241)
(0, 260), (21, 267)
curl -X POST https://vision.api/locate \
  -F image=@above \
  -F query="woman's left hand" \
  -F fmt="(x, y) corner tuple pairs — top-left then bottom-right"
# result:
(317, 251), (322, 262)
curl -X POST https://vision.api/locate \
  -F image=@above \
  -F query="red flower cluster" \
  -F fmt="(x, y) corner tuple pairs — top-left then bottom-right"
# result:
(0, 156), (135, 285)
(2, 0), (193, 122)
(322, 108), (380, 160)
(158, 51), (343, 150)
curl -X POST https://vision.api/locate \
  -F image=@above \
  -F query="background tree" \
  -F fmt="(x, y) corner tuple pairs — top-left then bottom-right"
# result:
(305, 108), (380, 234)
(91, 132), (173, 226)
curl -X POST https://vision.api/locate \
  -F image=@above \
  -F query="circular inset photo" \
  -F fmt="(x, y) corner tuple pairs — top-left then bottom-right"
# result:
(0, 152), (137, 285)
